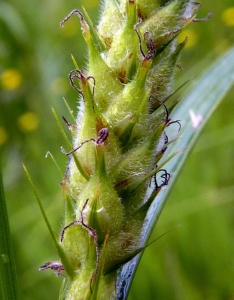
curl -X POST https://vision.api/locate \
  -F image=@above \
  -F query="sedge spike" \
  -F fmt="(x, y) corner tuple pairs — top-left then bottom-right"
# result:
(39, 0), (211, 299)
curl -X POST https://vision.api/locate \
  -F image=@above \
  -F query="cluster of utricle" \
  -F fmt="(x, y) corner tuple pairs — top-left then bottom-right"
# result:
(39, 1), (210, 298)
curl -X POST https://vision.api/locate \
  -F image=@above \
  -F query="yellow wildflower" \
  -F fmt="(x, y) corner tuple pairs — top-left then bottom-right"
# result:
(222, 7), (234, 26)
(17, 112), (39, 132)
(178, 29), (197, 48)
(1, 69), (23, 90)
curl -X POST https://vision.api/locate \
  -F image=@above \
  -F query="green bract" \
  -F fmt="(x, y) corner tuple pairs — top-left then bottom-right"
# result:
(43, 1), (210, 299)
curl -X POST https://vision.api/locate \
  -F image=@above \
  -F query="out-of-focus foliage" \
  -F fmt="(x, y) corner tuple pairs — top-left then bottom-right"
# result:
(0, 1), (233, 299)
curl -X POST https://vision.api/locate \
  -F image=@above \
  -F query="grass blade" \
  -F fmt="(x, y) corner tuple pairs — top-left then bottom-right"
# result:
(117, 46), (234, 299)
(0, 169), (20, 300)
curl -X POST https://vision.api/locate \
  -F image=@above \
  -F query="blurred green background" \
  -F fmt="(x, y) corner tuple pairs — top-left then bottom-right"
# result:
(0, 1), (234, 299)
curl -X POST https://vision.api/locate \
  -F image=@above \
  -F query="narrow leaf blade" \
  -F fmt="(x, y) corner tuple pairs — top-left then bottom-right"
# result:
(0, 170), (20, 300)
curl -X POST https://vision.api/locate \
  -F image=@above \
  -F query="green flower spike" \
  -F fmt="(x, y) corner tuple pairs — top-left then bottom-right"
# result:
(40, 1), (211, 299)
